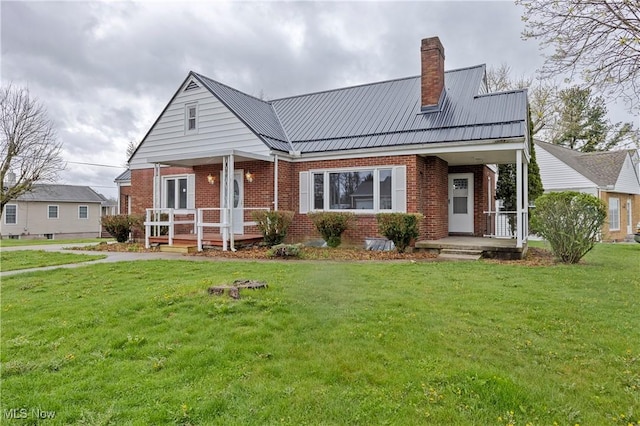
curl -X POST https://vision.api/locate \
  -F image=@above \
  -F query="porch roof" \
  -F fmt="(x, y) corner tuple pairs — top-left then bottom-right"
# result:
(145, 148), (274, 167)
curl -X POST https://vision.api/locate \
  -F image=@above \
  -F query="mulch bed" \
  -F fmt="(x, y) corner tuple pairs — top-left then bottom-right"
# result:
(79, 242), (557, 265)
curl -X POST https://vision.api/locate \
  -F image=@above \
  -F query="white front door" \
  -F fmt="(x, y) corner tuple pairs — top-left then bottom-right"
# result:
(221, 170), (244, 234)
(448, 173), (474, 234)
(627, 199), (633, 235)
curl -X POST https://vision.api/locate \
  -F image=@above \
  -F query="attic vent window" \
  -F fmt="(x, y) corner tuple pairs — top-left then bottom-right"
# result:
(185, 81), (199, 91)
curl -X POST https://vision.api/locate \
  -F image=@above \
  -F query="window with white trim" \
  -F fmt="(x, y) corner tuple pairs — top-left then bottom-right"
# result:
(609, 197), (620, 230)
(185, 104), (198, 133)
(310, 168), (395, 212)
(48, 205), (59, 219)
(4, 204), (17, 224)
(78, 205), (88, 219)
(163, 175), (195, 209)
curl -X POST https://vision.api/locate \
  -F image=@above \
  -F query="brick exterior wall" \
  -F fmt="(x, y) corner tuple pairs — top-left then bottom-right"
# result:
(129, 155), (493, 246)
(118, 185), (131, 215)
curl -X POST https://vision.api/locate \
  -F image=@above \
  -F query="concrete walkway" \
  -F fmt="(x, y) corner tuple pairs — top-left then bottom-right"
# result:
(0, 243), (202, 277)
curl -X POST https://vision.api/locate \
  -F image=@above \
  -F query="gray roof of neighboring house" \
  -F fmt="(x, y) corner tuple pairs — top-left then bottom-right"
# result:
(16, 184), (105, 203)
(114, 169), (131, 183)
(534, 140), (629, 187)
(190, 64), (527, 154)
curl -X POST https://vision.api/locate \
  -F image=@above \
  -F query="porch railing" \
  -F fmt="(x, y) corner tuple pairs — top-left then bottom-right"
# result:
(484, 210), (529, 246)
(145, 207), (270, 251)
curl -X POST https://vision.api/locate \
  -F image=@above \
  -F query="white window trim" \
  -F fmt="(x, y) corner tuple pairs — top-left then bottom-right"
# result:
(162, 174), (195, 210)
(4, 204), (17, 225)
(78, 205), (89, 219)
(185, 103), (198, 134)
(307, 166), (400, 214)
(609, 197), (620, 231)
(48, 205), (59, 219)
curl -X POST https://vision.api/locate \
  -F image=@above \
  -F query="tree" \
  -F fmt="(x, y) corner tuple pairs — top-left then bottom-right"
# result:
(550, 86), (638, 151)
(518, 0), (640, 113)
(125, 140), (137, 161)
(1, 85), (65, 221)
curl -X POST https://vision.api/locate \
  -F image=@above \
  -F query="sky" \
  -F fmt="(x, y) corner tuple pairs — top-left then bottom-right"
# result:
(1, 0), (637, 200)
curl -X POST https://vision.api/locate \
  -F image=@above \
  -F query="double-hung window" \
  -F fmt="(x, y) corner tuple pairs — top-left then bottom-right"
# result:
(163, 175), (194, 210)
(308, 167), (397, 212)
(609, 197), (620, 230)
(48, 205), (59, 219)
(185, 104), (198, 133)
(78, 205), (88, 219)
(4, 204), (17, 224)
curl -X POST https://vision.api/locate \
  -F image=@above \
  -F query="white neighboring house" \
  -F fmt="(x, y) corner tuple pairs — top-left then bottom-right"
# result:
(534, 140), (640, 241)
(1, 184), (105, 240)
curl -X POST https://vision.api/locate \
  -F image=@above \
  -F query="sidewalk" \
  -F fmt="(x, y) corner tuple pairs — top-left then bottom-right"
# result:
(0, 243), (195, 277)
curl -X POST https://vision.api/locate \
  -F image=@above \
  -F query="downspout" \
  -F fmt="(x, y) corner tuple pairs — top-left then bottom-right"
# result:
(274, 155), (279, 211)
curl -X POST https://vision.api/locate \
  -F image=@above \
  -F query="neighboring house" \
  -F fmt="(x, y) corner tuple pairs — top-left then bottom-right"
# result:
(1, 184), (105, 240)
(535, 140), (640, 241)
(125, 36), (532, 253)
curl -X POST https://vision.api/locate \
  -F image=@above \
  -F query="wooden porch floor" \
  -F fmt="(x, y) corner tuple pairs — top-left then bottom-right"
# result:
(415, 236), (527, 259)
(148, 233), (263, 248)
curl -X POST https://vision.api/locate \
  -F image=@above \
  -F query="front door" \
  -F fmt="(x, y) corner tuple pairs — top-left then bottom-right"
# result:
(221, 170), (244, 234)
(448, 173), (474, 234)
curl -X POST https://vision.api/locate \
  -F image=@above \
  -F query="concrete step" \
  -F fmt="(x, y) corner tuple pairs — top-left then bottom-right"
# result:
(438, 249), (483, 261)
(159, 244), (197, 254)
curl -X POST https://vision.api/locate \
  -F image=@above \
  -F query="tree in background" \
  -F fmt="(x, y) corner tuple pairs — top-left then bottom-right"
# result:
(551, 86), (638, 152)
(518, 0), (640, 113)
(0, 84), (65, 222)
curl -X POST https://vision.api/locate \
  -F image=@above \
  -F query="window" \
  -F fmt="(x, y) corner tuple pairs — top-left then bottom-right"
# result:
(79, 205), (88, 219)
(48, 205), (59, 219)
(311, 168), (395, 211)
(4, 204), (16, 224)
(164, 175), (194, 209)
(185, 104), (198, 132)
(609, 197), (620, 230)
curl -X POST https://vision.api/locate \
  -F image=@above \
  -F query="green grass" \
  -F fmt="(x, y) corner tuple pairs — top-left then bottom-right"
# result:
(0, 238), (112, 247)
(0, 250), (107, 271)
(1, 244), (639, 424)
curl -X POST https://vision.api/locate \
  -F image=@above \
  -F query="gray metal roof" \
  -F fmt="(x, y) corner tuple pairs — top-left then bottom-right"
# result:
(192, 64), (527, 154)
(16, 184), (105, 203)
(114, 169), (131, 182)
(534, 140), (628, 187)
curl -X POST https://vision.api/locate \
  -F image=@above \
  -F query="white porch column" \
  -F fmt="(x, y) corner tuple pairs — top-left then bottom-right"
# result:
(274, 154), (279, 211)
(516, 149), (523, 248)
(228, 153), (236, 251)
(221, 156), (229, 251)
(523, 154), (529, 240)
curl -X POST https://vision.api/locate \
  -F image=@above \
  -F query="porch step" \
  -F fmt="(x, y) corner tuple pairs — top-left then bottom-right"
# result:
(438, 249), (483, 261)
(159, 244), (197, 254)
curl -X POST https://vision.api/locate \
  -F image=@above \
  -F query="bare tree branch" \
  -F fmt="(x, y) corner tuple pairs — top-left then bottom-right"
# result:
(1, 84), (65, 221)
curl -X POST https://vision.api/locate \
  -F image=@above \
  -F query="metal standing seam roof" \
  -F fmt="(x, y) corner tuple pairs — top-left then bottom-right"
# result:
(16, 184), (106, 203)
(534, 140), (628, 187)
(114, 169), (131, 183)
(191, 64), (528, 154)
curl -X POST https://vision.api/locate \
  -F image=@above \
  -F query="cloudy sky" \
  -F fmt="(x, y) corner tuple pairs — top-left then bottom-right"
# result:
(1, 1), (636, 199)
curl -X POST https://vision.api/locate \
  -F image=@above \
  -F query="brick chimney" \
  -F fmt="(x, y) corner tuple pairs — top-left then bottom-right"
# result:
(421, 37), (445, 110)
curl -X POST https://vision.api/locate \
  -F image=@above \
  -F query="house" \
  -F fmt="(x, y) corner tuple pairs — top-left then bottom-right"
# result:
(1, 184), (105, 240)
(125, 36), (531, 257)
(534, 140), (640, 241)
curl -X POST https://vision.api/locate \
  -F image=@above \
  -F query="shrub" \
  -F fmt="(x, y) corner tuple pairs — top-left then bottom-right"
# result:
(376, 213), (423, 253)
(531, 191), (607, 264)
(307, 212), (355, 248)
(251, 210), (294, 247)
(268, 243), (303, 258)
(101, 214), (144, 243)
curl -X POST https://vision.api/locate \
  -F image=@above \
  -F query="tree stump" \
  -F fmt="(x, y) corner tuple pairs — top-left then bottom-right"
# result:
(208, 279), (267, 299)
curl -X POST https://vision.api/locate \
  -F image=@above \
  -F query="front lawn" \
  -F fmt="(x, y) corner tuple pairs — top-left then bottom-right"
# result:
(0, 238), (112, 248)
(1, 244), (638, 424)
(0, 250), (107, 271)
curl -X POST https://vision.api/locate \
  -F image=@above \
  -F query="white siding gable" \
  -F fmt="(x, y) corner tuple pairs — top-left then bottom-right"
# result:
(130, 77), (270, 169)
(537, 146), (596, 191)
(614, 155), (640, 194)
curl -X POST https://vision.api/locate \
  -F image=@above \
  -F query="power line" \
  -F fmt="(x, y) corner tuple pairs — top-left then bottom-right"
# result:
(66, 161), (125, 169)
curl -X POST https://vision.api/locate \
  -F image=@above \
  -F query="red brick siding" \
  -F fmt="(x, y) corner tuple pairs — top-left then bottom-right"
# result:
(118, 185), (131, 215)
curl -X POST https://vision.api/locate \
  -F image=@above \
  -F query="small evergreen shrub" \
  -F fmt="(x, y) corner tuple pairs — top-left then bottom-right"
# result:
(307, 212), (355, 248)
(251, 210), (294, 246)
(268, 243), (303, 258)
(102, 214), (143, 243)
(531, 191), (607, 264)
(376, 213), (423, 253)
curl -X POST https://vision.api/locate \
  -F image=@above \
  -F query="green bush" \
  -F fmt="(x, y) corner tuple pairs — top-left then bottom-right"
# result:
(268, 243), (303, 258)
(251, 210), (294, 247)
(376, 213), (423, 253)
(101, 214), (144, 243)
(307, 212), (355, 248)
(531, 191), (607, 264)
